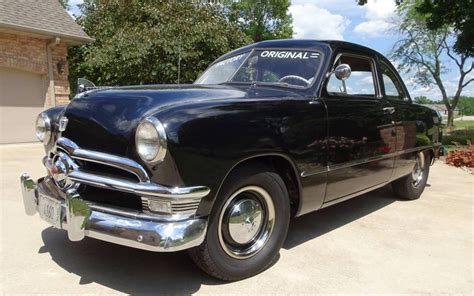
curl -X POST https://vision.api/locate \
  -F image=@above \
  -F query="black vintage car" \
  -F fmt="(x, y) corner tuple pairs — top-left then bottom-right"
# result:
(22, 40), (443, 281)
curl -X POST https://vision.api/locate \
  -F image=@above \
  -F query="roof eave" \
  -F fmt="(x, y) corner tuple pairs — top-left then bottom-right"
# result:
(0, 22), (93, 45)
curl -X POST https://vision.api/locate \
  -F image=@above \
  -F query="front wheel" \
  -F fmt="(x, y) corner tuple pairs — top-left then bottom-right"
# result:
(392, 151), (430, 200)
(189, 167), (290, 281)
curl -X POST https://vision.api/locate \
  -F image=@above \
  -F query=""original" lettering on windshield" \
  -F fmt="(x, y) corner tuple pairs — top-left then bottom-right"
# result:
(260, 51), (320, 59)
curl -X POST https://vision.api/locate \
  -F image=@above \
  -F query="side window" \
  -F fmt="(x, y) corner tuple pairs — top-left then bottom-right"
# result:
(326, 55), (376, 97)
(380, 63), (405, 100)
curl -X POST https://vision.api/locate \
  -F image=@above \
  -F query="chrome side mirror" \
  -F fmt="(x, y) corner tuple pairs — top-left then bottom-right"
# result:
(77, 78), (97, 94)
(334, 64), (351, 80)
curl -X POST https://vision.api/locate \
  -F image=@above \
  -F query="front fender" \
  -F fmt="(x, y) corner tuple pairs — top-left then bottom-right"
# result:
(155, 98), (327, 216)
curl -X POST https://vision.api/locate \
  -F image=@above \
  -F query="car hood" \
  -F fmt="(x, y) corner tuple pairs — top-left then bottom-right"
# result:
(61, 84), (300, 157)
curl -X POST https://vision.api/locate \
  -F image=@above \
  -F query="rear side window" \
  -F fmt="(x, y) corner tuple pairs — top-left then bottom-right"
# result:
(326, 55), (376, 97)
(381, 63), (406, 100)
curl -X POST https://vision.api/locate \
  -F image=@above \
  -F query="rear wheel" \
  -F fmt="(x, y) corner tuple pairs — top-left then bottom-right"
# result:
(392, 151), (430, 200)
(189, 167), (290, 281)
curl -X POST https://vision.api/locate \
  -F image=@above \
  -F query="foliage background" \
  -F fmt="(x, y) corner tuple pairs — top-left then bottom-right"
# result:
(68, 0), (295, 95)
(69, 1), (251, 94)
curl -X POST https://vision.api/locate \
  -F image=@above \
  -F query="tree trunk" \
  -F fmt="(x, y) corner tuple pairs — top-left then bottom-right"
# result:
(447, 108), (454, 127)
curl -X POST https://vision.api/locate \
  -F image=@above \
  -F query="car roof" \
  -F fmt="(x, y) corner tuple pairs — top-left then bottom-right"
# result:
(213, 39), (384, 64)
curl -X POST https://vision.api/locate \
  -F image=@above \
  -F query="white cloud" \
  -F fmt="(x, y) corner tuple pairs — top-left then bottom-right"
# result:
(292, 0), (365, 17)
(354, 0), (397, 38)
(290, 3), (349, 40)
(364, 0), (396, 20)
(68, 0), (83, 17)
(354, 19), (394, 37)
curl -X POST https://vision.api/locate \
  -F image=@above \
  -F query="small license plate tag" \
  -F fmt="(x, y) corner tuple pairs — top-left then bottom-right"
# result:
(38, 193), (62, 228)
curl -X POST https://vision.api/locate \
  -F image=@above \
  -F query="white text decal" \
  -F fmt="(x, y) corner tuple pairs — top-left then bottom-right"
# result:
(260, 51), (320, 59)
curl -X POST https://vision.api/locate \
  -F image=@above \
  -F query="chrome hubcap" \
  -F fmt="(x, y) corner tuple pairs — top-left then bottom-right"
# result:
(228, 199), (263, 244)
(218, 186), (275, 259)
(411, 152), (425, 187)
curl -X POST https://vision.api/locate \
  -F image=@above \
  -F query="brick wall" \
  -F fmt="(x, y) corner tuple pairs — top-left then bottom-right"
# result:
(51, 43), (70, 105)
(0, 32), (70, 106)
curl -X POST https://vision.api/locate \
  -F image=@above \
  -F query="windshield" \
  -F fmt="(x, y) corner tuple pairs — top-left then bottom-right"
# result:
(195, 49), (323, 88)
(194, 53), (249, 85)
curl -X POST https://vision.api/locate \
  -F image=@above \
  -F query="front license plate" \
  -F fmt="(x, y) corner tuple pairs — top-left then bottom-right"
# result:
(38, 193), (62, 228)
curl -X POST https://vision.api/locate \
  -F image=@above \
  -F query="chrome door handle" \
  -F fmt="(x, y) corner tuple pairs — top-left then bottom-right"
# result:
(383, 107), (396, 114)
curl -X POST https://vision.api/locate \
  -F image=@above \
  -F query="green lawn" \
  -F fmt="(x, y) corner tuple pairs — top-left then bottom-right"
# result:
(442, 120), (474, 147)
(451, 120), (474, 130)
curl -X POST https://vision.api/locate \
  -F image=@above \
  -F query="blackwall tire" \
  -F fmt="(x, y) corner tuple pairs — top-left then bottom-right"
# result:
(392, 151), (430, 200)
(188, 167), (290, 281)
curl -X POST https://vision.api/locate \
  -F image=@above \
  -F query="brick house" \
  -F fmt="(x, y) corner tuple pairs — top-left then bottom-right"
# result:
(424, 104), (460, 117)
(0, 0), (92, 143)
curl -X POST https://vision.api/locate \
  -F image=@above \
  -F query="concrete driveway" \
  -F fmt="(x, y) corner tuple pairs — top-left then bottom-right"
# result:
(1, 144), (472, 294)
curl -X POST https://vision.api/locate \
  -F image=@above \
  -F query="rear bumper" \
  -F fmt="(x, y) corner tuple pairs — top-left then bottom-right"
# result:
(21, 174), (208, 252)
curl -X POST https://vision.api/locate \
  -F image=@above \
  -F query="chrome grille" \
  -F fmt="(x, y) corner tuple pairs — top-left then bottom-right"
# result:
(46, 137), (209, 221)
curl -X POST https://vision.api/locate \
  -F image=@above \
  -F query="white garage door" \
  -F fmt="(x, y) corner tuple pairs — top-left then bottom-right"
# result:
(0, 67), (47, 143)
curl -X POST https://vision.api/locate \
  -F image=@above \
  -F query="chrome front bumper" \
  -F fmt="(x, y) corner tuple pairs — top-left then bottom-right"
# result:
(21, 174), (208, 252)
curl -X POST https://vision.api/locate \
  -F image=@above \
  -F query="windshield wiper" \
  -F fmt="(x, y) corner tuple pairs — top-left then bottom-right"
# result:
(249, 81), (292, 88)
(224, 81), (290, 87)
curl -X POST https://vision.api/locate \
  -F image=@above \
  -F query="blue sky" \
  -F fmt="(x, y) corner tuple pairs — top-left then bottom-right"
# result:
(68, 0), (473, 99)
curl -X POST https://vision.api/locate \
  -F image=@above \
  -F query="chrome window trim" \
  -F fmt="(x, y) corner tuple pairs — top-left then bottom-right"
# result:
(379, 60), (410, 102)
(325, 52), (382, 99)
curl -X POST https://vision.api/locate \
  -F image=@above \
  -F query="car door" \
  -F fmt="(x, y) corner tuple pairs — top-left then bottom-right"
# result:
(321, 52), (396, 202)
(378, 60), (432, 180)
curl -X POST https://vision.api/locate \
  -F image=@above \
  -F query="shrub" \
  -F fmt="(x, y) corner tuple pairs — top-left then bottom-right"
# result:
(446, 150), (474, 167)
(442, 134), (471, 145)
(442, 128), (474, 146)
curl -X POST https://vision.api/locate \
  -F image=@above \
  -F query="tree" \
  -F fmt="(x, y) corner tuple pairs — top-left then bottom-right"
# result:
(68, 0), (249, 94)
(58, 0), (69, 9)
(225, 0), (293, 42)
(457, 96), (474, 116)
(357, 0), (402, 4)
(356, 0), (473, 57)
(416, 0), (473, 57)
(391, 1), (473, 127)
(413, 96), (431, 104)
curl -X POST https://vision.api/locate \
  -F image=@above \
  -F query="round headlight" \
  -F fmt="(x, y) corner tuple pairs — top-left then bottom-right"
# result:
(135, 117), (167, 164)
(35, 113), (51, 144)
